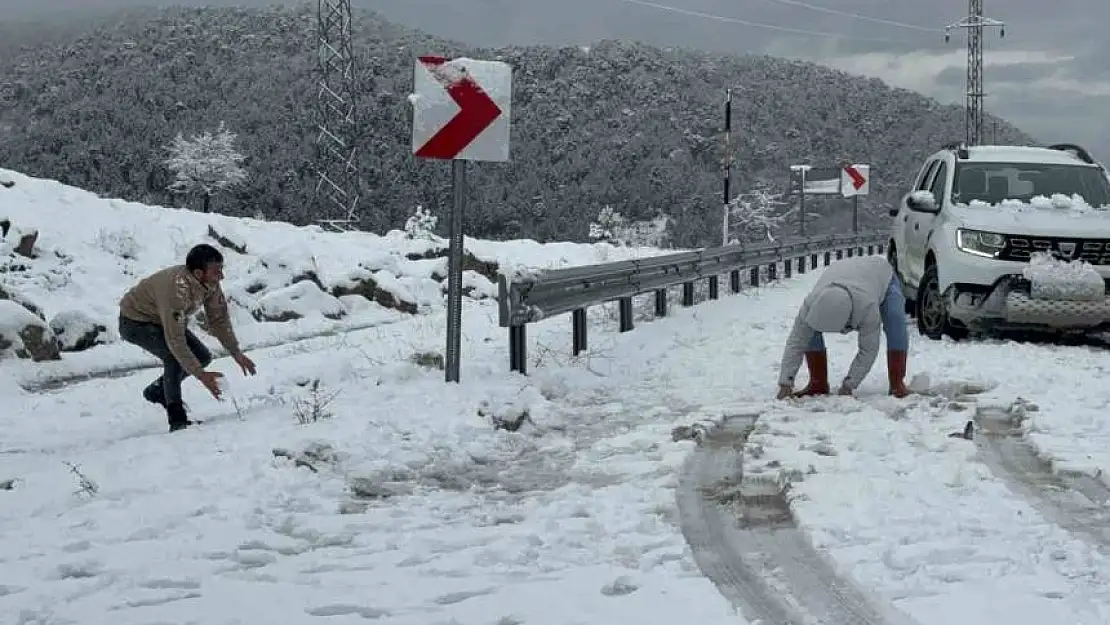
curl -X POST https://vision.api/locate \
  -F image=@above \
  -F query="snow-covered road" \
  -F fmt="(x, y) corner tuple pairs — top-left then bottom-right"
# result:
(6, 264), (1110, 624)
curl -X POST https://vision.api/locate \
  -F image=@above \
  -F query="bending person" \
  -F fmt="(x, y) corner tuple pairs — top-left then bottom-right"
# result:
(776, 255), (910, 399)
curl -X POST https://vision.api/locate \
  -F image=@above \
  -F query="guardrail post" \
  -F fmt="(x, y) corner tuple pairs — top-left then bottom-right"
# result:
(768, 263), (777, 281)
(572, 308), (587, 355)
(784, 260), (792, 278)
(797, 256), (805, 274)
(836, 249), (843, 260)
(750, 267), (759, 287)
(708, 275), (720, 300)
(811, 253), (818, 267)
(824, 251), (831, 265)
(619, 297), (634, 332)
(509, 325), (527, 374)
(682, 282), (695, 306)
(655, 289), (667, 317)
(730, 270), (741, 293)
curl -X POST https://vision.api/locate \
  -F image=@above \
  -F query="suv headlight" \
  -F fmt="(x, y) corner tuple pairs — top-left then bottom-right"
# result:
(956, 229), (1006, 258)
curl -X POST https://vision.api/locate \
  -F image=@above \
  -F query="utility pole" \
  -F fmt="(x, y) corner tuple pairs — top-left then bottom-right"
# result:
(722, 88), (732, 246)
(946, 0), (1005, 146)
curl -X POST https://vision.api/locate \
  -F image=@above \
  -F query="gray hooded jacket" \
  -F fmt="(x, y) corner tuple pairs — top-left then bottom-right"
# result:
(778, 255), (895, 390)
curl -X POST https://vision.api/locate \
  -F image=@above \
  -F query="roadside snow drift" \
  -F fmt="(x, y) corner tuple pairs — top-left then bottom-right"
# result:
(0, 168), (664, 382)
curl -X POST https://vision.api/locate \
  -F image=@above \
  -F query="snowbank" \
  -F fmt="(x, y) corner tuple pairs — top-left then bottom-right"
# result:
(0, 168), (667, 370)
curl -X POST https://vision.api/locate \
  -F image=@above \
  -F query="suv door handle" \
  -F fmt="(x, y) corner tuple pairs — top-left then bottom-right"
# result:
(914, 223), (919, 231)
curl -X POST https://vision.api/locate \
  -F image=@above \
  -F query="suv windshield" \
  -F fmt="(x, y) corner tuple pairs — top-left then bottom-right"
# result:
(951, 162), (1110, 208)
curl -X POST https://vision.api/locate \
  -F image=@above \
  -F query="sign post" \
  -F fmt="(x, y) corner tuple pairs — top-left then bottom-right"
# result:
(840, 163), (871, 233)
(411, 55), (512, 383)
(789, 162), (872, 236)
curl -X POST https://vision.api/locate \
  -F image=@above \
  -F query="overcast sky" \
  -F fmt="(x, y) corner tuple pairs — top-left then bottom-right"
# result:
(8, 0), (1110, 159)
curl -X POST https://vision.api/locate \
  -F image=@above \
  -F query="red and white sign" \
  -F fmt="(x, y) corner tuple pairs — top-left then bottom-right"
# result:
(840, 163), (870, 197)
(411, 56), (511, 162)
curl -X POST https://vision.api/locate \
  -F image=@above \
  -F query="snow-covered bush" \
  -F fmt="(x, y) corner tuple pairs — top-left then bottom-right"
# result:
(588, 206), (626, 245)
(404, 205), (438, 240)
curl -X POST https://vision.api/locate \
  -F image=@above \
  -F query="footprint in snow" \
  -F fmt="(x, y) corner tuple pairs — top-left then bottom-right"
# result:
(432, 588), (495, 605)
(139, 578), (202, 590)
(305, 604), (390, 619)
(600, 576), (639, 596)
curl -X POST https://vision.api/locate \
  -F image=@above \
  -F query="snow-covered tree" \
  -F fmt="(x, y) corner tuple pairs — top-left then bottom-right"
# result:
(727, 187), (790, 244)
(164, 121), (247, 213)
(588, 205), (625, 245)
(620, 213), (671, 248)
(404, 205), (438, 240)
(588, 206), (671, 248)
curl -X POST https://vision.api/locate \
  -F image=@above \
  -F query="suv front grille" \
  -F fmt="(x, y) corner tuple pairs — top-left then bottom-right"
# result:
(1001, 236), (1110, 265)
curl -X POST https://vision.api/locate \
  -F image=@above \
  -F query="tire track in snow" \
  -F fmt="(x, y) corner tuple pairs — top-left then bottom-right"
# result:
(676, 414), (918, 625)
(972, 401), (1110, 550)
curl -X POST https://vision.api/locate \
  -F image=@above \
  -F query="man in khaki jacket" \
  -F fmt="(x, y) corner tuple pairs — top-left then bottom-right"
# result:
(119, 243), (256, 432)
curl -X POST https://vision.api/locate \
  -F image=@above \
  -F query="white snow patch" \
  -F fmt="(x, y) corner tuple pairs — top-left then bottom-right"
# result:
(48, 310), (110, 350)
(254, 281), (347, 321)
(370, 269), (418, 306)
(208, 220), (248, 252)
(910, 189), (935, 205)
(958, 194), (1110, 233)
(461, 270), (496, 298)
(0, 300), (42, 353)
(1022, 252), (1106, 301)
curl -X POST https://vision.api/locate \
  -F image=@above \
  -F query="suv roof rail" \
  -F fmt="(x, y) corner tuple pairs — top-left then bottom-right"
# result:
(1047, 143), (1096, 164)
(941, 140), (969, 159)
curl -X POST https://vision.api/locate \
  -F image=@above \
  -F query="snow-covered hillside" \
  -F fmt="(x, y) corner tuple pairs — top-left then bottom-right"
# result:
(0, 168), (665, 385)
(7, 170), (1110, 625)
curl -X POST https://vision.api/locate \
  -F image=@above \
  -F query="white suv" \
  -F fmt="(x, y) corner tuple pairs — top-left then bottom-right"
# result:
(888, 142), (1110, 340)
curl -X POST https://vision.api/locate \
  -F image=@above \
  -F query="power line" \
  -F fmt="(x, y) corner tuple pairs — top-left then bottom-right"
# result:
(755, 0), (941, 33)
(616, 0), (923, 44)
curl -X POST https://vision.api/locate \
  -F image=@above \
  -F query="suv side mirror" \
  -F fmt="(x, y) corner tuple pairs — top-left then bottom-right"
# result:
(906, 191), (940, 213)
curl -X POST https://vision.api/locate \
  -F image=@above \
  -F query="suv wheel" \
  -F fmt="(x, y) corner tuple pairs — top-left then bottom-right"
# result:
(916, 264), (968, 341)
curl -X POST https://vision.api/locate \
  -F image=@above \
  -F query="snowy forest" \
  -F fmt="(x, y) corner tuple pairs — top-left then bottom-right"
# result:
(0, 5), (1033, 246)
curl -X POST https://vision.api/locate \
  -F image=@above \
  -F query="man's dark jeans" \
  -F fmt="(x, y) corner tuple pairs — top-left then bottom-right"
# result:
(118, 317), (212, 406)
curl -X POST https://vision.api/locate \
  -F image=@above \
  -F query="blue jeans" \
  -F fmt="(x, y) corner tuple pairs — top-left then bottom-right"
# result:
(807, 277), (908, 351)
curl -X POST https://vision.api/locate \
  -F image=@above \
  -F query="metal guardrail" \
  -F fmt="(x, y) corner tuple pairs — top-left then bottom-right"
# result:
(497, 232), (888, 373)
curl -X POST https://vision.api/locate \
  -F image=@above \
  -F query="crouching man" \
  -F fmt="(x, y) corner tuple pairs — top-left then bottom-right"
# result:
(776, 254), (910, 399)
(118, 243), (256, 432)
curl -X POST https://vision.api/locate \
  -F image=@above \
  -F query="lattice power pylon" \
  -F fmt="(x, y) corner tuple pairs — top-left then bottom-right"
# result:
(945, 0), (1005, 146)
(312, 0), (362, 231)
